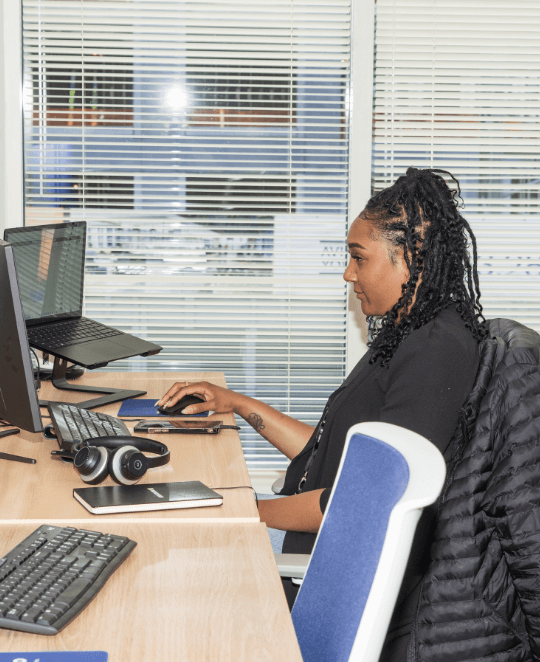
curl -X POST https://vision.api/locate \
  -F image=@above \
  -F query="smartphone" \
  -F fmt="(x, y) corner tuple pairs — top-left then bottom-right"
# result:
(134, 419), (223, 434)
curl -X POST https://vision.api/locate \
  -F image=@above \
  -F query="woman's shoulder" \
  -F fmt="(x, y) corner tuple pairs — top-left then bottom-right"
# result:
(391, 306), (480, 370)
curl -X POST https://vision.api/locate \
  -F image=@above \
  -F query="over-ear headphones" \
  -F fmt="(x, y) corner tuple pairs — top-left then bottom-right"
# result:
(52, 436), (170, 486)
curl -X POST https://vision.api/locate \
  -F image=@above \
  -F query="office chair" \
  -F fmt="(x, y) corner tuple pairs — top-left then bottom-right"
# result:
(275, 421), (446, 662)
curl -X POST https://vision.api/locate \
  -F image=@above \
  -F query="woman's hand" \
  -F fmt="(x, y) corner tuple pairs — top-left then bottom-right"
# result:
(157, 381), (242, 415)
(158, 380), (315, 460)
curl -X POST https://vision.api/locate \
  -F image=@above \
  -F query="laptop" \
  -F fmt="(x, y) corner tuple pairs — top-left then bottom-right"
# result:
(4, 222), (162, 370)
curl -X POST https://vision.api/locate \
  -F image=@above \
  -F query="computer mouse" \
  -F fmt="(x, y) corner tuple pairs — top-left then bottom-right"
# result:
(158, 394), (206, 416)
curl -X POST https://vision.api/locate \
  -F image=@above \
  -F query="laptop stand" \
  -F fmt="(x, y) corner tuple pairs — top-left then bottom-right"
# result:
(39, 356), (147, 410)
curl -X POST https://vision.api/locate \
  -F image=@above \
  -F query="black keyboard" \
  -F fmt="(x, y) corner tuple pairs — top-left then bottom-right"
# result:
(0, 524), (136, 635)
(48, 402), (130, 450)
(27, 318), (122, 350)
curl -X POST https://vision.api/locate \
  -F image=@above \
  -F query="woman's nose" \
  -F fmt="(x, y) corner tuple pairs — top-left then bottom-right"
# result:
(343, 259), (356, 282)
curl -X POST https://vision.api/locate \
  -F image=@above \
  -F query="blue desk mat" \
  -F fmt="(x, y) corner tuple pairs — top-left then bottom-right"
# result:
(117, 398), (208, 418)
(0, 653), (107, 662)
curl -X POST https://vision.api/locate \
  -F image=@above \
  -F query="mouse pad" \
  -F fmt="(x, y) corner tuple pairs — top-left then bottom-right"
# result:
(117, 399), (208, 418)
(0, 654), (108, 662)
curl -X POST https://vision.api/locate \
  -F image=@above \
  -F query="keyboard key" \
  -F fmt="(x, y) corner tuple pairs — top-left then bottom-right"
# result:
(46, 605), (65, 618)
(21, 606), (44, 623)
(72, 558), (92, 570)
(37, 610), (59, 626)
(54, 578), (92, 608)
(6, 608), (24, 620)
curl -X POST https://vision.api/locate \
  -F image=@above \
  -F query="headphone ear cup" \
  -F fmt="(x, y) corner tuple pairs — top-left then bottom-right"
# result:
(74, 445), (111, 485)
(109, 445), (149, 485)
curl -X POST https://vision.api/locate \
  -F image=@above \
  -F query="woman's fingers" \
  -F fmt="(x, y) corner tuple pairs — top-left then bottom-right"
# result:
(156, 383), (183, 407)
(157, 382), (208, 408)
(158, 381), (238, 414)
(181, 400), (213, 415)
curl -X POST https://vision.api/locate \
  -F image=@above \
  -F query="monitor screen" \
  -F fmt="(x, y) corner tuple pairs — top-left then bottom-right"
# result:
(0, 239), (43, 432)
(4, 222), (86, 324)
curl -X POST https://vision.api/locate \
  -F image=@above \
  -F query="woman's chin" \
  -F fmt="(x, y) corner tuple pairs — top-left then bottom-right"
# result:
(359, 301), (372, 316)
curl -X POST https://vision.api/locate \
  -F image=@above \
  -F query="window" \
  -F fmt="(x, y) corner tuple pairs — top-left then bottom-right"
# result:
(373, 0), (540, 333)
(22, 0), (353, 468)
(29, 29), (133, 127)
(26, 174), (134, 209)
(187, 63), (295, 126)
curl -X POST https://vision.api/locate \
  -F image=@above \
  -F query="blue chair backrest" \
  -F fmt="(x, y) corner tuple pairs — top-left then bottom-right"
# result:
(291, 432), (410, 662)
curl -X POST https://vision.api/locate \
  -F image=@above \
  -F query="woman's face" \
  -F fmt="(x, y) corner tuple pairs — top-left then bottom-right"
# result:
(343, 214), (410, 317)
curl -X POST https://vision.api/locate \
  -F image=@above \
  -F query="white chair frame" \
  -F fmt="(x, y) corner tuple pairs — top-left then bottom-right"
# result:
(276, 421), (446, 662)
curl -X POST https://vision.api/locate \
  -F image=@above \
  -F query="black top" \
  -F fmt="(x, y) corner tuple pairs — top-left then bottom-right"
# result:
(280, 306), (480, 646)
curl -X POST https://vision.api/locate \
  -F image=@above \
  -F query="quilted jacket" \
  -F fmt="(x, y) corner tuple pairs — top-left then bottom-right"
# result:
(412, 319), (540, 662)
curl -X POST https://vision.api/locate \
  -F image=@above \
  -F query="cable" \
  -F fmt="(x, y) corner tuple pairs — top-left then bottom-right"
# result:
(30, 348), (41, 392)
(210, 485), (258, 508)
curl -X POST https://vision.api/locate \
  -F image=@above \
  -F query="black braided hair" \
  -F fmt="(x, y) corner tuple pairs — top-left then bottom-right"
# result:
(363, 167), (488, 367)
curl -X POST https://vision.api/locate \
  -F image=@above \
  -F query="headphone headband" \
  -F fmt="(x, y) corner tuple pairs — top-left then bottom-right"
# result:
(76, 437), (170, 469)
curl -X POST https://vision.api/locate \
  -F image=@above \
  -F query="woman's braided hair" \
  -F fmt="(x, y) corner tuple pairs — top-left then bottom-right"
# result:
(364, 167), (488, 367)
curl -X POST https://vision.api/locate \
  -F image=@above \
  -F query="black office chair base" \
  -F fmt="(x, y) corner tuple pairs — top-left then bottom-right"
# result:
(39, 357), (146, 410)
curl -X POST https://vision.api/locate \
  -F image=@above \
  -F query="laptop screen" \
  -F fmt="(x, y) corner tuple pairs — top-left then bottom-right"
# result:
(4, 222), (86, 324)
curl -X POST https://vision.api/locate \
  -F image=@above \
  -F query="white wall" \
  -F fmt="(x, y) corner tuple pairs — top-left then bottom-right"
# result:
(0, 0), (23, 235)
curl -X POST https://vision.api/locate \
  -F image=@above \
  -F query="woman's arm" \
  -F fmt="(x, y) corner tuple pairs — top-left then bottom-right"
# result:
(158, 381), (314, 460)
(258, 490), (325, 533)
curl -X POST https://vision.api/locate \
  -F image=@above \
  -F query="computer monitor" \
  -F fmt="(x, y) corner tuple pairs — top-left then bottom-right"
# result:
(0, 239), (43, 432)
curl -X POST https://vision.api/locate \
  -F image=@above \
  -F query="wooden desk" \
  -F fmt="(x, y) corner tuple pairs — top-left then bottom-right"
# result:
(0, 372), (301, 660)
(0, 372), (258, 522)
(0, 521), (302, 662)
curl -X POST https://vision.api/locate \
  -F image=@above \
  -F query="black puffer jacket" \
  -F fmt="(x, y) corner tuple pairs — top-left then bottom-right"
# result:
(412, 319), (540, 662)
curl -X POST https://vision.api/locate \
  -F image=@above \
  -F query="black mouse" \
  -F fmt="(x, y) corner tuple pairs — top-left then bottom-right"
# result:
(158, 394), (206, 416)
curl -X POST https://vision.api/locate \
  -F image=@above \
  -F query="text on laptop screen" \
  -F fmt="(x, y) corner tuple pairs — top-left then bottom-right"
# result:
(5, 223), (85, 322)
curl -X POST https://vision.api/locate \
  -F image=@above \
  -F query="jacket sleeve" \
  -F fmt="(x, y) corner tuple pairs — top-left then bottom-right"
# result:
(483, 358), (540, 661)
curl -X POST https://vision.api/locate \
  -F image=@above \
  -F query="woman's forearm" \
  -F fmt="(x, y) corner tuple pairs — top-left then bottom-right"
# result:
(234, 394), (314, 460)
(258, 490), (325, 533)
(157, 380), (314, 460)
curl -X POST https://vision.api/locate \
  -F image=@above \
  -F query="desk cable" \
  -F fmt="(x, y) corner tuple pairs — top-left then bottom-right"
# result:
(210, 485), (258, 507)
(30, 347), (41, 392)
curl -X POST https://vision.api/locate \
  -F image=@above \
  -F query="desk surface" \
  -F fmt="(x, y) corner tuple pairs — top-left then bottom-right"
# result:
(0, 521), (303, 662)
(0, 372), (258, 522)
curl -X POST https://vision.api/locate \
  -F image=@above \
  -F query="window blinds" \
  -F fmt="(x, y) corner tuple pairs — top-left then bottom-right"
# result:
(374, 0), (540, 332)
(21, 0), (352, 468)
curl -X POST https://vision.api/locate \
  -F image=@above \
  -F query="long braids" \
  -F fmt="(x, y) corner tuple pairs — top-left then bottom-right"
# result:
(365, 167), (488, 367)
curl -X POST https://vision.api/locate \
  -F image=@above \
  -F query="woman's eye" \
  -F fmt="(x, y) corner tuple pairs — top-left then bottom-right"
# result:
(352, 255), (363, 262)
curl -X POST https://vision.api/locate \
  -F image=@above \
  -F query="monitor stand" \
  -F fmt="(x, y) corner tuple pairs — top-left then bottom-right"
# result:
(39, 356), (146, 410)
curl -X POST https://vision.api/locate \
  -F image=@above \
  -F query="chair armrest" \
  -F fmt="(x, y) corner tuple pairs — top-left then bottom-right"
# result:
(275, 553), (310, 579)
(271, 474), (285, 494)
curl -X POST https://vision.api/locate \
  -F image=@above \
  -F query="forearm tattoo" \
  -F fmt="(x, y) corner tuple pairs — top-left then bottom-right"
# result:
(247, 413), (265, 433)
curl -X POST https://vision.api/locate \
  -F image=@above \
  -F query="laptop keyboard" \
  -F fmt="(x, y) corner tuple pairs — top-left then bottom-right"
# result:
(48, 402), (130, 449)
(27, 318), (122, 350)
(0, 524), (136, 635)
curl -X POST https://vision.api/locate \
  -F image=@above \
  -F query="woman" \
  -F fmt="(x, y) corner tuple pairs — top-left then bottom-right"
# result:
(158, 168), (487, 654)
